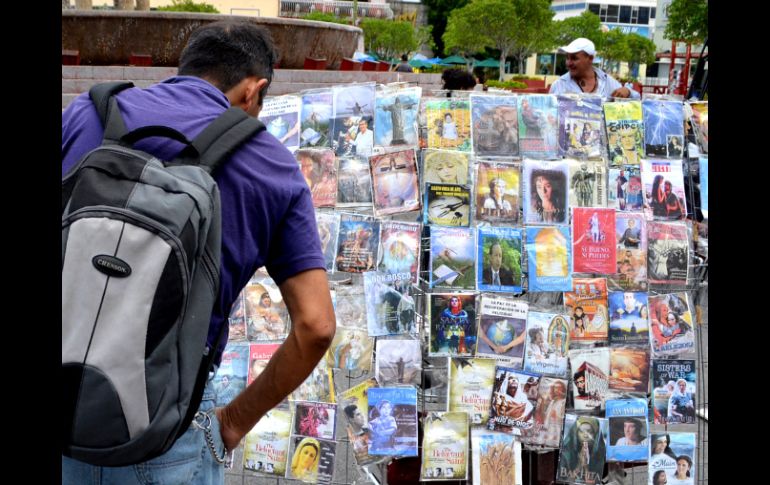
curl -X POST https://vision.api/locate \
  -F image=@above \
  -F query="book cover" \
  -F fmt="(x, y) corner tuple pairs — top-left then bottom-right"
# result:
(518, 94), (559, 159)
(604, 100), (643, 166)
(286, 435), (336, 484)
(651, 359), (696, 425)
(608, 291), (649, 345)
(422, 148), (470, 186)
(526, 226), (573, 292)
(558, 94), (605, 159)
(369, 149), (420, 216)
(470, 93), (519, 157)
(243, 408), (292, 476)
(363, 270), (415, 336)
(334, 219), (380, 273)
(474, 160), (521, 224)
(563, 277), (609, 342)
(649, 292), (695, 358)
(213, 342), (248, 406)
(556, 414), (608, 484)
(642, 100), (685, 158)
(339, 378), (379, 466)
(429, 226), (476, 290)
(259, 95), (301, 152)
(293, 401), (337, 440)
(612, 212), (648, 291)
(642, 158), (687, 221)
(476, 294), (528, 365)
(609, 347), (650, 393)
(572, 207), (617, 274)
(424, 98), (471, 151)
(568, 159), (607, 208)
(647, 221), (689, 286)
(331, 83), (376, 158)
(606, 398), (649, 462)
(367, 387), (419, 456)
(648, 432), (696, 485)
(375, 86), (421, 148)
(421, 412), (469, 481)
(336, 155), (373, 206)
(242, 269), (290, 341)
(296, 148), (337, 207)
(424, 182), (471, 227)
(377, 220), (421, 283)
(448, 357), (497, 425)
(523, 311), (570, 378)
(429, 293), (477, 357)
(375, 338), (422, 387)
(300, 88), (332, 148)
(476, 226), (523, 294)
(569, 347), (610, 411)
(315, 210), (340, 272)
(522, 159), (569, 225)
(487, 366), (539, 435)
(471, 428), (522, 485)
(519, 377), (568, 448)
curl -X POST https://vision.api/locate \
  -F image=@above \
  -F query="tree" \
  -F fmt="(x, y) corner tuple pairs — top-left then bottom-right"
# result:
(553, 11), (604, 50)
(360, 19), (421, 61)
(157, 0), (219, 13)
(664, 0), (708, 44)
(598, 28), (629, 75)
(443, 0), (519, 80)
(625, 33), (656, 77)
(506, 0), (556, 75)
(422, 0), (469, 56)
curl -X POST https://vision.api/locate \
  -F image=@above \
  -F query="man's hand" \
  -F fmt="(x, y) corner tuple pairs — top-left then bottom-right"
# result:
(611, 86), (631, 98)
(216, 406), (247, 451)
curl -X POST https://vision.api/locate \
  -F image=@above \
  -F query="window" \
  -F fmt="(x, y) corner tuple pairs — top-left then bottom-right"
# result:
(638, 7), (650, 24)
(651, 7), (656, 19)
(599, 4), (608, 20)
(606, 5), (619, 22)
(620, 5), (631, 23)
(588, 3), (600, 15)
(631, 6), (638, 23)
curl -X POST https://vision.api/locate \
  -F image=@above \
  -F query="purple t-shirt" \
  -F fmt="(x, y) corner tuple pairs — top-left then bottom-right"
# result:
(62, 76), (325, 364)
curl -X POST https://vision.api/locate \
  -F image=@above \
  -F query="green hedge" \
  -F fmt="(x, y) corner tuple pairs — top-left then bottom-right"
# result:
(486, 79), (528, 90)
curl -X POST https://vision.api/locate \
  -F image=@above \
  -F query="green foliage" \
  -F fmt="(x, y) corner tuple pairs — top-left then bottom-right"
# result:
(625, 33), (656, 67)
(302, 12), (352, 25)
(422, 0), (470, 56)
(485, 79), (528, 90)
(553, 11), (604, 49)
(510, 74), (546, 81)
(443, 0), (519, 79)
(360, 19), (420, 61)
(506, 0), (556, 74)
(664, 0), (708, 44)
(598, 28), (630, 74)
(157, 0), (218, 13)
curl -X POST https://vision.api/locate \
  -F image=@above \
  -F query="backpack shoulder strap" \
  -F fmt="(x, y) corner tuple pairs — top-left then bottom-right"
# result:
(176, 108), (266, 174)
(89, 82), (135, 144)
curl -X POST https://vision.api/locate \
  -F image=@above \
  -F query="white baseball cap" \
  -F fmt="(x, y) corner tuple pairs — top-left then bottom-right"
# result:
(559, 38), (596, 56)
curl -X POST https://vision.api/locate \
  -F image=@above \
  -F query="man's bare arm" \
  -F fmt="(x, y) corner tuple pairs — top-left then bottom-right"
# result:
(216, 268), (336, 449)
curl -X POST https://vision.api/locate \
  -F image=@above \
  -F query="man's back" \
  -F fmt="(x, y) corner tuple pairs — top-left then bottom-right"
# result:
(62, 76), (325, 364)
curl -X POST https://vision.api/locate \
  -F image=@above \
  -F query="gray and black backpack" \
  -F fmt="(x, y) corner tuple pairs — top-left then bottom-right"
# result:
(62, 82), (264, 466)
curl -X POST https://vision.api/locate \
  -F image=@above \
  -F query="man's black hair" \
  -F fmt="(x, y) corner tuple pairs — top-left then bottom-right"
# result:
(441, 69), (476, 91)
(179, 20), (278, 95)
(401, 54), (408, 62)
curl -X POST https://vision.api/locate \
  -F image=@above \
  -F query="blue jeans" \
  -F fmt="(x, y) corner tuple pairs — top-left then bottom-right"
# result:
(62, 382), (225, 485)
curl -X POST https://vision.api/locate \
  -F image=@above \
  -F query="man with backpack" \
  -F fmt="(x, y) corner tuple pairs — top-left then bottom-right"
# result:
(62, 20), (335, 484)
